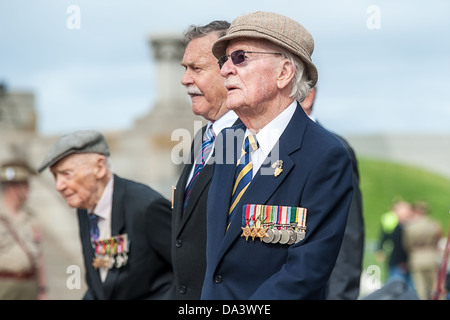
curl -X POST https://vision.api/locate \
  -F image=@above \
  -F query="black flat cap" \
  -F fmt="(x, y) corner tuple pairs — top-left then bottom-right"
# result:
(37, 130), (110, 173)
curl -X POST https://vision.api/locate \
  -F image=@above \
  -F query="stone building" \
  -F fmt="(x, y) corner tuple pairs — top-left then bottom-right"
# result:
(0, 82), (37, 133)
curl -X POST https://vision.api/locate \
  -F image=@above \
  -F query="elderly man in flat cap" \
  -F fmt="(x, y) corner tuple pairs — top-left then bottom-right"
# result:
(201, 11), (354, 300)
(0, 159), (47, 300)
(38, 130), (175, 300)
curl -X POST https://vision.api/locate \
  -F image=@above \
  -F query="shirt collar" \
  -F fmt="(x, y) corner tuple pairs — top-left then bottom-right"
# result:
(91, 175), (114, 220)
(251, 100), (297, 158)
(211, 111), (238, 136)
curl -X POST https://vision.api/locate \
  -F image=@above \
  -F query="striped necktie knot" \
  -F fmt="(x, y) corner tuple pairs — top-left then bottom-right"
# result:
(183, 126), (216, 214)
(237, 133), (259, 166)
(228, 134), (259, 231)
(198, 125), (215, 165)
(89, 213), (100, 244)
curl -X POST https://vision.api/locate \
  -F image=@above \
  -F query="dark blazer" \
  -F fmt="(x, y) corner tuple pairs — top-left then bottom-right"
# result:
(201, 103), (354, 300)
(78, 174), (175, 300)
(172, 119), (241, 299)
(327, 132), (365, 300)
(171, 126), (211, 299)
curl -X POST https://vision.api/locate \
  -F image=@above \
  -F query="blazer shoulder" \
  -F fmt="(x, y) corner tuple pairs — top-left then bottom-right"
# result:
(314, 120), (356, 156)
(304, 120), (347, 152)
(114, 174), (167, 203)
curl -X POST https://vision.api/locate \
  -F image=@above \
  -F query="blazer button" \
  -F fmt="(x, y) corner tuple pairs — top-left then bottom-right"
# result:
(179, 285), (186, 294)
(214, 275), (223, 283)
(176, 239), (182, 248)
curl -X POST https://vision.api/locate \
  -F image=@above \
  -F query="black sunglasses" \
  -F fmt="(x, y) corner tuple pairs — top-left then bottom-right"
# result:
(218, 50), (283, 69)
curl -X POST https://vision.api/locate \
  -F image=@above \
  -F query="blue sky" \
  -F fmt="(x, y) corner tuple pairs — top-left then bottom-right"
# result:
(1, 0), (449, 135)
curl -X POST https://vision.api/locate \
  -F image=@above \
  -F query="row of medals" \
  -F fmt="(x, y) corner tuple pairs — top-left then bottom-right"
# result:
(241, 223), (305, 245)
(92, 252), (129, 270)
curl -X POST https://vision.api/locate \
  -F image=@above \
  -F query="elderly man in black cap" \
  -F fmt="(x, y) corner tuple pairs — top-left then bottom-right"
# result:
(201, 11), (354, 299)
(37, 130), (175, 300)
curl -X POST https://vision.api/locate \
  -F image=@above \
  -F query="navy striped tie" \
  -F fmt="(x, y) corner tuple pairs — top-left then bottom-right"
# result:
(227, 134), (259, 231)
(183, 126), (215, 214)
(89, 213), (100, 247)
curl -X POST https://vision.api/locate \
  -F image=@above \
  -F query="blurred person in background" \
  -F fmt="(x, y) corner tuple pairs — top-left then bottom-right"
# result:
(376, 199), (414, 290)
(0, 159), (47, 300)
(446, 266), (450, 300)
(403, 201), (443, 299)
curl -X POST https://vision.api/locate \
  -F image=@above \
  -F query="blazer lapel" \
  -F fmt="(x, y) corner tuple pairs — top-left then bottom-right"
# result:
(79, 208), (106, 300)
(206, 159), (237, 259)
(102, 175), (126, 299)
(173, 162), (191, 233)
(206, 124), (245, 259)
(180, 164), (213, 226)
(173, 125), (210, 236)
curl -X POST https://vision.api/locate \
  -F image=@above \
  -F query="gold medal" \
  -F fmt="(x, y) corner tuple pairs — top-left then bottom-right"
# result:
(92, 257), (102, 269)
(241, 224), (251, 241)
(92, 256), (110, 269)
(256, 226), (268, 242)
(250, 226), (258, 241)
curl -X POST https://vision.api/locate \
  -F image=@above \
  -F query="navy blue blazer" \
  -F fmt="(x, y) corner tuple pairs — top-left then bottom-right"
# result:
(201, 103), (354, 300)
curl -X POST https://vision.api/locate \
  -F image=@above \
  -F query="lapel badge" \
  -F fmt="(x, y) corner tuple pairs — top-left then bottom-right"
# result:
(272, 160), (284, 177)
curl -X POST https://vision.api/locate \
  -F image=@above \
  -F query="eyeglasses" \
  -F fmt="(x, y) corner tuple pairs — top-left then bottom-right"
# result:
(218, 50), (283, 69)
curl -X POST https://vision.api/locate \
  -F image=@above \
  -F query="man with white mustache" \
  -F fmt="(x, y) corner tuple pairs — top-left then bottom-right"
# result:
(171, 20), (239, 300)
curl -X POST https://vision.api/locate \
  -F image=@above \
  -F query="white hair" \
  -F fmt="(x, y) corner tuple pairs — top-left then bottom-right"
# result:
(278, 49), (313, 103)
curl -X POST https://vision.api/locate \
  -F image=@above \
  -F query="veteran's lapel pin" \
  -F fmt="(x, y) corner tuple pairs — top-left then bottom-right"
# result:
(272, 160), (284, 177)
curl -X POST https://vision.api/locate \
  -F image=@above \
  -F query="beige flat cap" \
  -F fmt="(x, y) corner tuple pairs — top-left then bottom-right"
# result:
(212, 11), (318, 87)
(37, 130), (110, 173)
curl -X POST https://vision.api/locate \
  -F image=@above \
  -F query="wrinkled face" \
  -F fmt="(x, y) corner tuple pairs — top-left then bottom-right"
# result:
(219, 38), (284, 113)
(50, 153), (103, 210)
(181, 32), (228, 121)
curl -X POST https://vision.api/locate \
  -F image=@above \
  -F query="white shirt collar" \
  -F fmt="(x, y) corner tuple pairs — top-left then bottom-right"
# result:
(91, 175), (114, 220)
(246, 100), (297, 176)
(211, 111), (238, 136)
